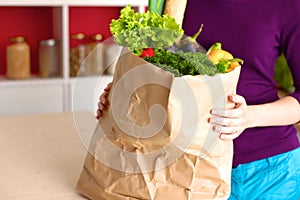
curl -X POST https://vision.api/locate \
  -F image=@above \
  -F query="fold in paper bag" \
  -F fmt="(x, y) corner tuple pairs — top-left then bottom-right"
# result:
(76, 48), (241, 200)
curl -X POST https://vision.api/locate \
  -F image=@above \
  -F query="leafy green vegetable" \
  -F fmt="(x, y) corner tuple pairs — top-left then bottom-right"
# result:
(144, 49), (219, 76)
(216, 59), (231, 73)
(110, 5), (184, 52)
(274, 53), (294, 93)
(216, 58), (244, 73)
(109, 5), (231, 77)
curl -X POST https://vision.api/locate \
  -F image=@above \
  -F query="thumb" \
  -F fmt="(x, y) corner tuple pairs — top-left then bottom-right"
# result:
(229, 94), (246, 107)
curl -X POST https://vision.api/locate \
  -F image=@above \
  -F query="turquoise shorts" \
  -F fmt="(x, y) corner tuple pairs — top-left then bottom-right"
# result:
(228, 147), (300, 200)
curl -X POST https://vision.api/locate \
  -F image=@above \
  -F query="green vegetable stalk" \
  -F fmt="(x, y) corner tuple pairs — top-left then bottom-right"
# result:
(148, 0), (165, 15)
(206, 42), (222, 55)
(180, 24), (205, 53)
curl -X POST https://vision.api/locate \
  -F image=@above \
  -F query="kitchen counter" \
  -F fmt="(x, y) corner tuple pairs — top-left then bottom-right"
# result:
(0, 111), (299, 199)
(0, 112), (97, 199)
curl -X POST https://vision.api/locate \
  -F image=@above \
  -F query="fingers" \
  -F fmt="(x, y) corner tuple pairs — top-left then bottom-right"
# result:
(211, 108), (244, 118)
(212, 125), (244, 140)
(98, 100), (107, 111)
(210, 115), (244, 126)
(96, 100), (107, 119)
(100, 91), (109, 105)
(104, 82), (112, 92)
(209, 94), (248, 140)
(96, 108), (102, 119)
(209, 116), (244, 140)
(219, 131), (243, 140)
(99, 82), (112, 105)
(96, 82), (112, 119)
(96, 92), (109, 119)
(211, 95), (247, 118)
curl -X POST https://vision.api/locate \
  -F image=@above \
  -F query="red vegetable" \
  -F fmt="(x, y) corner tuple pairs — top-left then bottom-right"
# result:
(139, 48), (155, 58)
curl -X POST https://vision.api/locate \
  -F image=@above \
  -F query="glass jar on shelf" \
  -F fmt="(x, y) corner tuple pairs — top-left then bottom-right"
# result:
(85, 33), (105, 75)
(38, 39), (59, 78)
(6, 36), (31, 79)
(69, 33), (87, 77)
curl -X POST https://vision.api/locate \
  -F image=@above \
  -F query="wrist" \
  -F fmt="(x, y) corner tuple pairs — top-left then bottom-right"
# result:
(246, 105), (260, 128)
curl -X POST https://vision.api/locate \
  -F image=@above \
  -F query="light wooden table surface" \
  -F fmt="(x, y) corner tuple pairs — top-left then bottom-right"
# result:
(0, 111), (298, 200)
(0, 112), (97, 200)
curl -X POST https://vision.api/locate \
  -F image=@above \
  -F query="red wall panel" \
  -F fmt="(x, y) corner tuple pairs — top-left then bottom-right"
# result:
(69, 6), (122, 41)
(0, 6), (122, 76)
(0, 7), (54, 75)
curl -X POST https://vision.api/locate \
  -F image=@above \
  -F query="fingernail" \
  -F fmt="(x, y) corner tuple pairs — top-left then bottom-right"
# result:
(210, 118), (216, 123)
(214, 126), (221, 132)
(231, 95), (236, 101)
(211, 109), (216, 115)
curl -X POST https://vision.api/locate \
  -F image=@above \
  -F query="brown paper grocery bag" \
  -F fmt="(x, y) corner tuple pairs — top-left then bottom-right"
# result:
(76, 48), (241, 200)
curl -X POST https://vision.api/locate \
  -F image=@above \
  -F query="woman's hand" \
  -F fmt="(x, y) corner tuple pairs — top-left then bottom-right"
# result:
(209, 94), (300, 140)
(96, 82), (112, 119)
(209, 94), (254, 140)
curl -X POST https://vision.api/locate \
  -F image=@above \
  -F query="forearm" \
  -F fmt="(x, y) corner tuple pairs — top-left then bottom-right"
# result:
(248, 96), (300, 128)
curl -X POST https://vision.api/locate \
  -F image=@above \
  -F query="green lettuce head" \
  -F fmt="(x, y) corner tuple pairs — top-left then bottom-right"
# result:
(110, 5), (184, 53)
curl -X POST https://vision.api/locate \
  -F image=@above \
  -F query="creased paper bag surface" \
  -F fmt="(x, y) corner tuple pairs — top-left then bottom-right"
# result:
(76, 48), (241, 200)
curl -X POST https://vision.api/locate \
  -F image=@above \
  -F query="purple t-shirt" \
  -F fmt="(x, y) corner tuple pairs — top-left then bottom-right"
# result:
(183, 0), (300, 167)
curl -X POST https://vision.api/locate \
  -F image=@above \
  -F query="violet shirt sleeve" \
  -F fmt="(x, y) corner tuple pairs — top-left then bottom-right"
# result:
(280, 0), (300, 103)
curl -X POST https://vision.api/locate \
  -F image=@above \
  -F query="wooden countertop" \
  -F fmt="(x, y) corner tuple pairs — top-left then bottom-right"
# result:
(0, 111), (298, 200)
(0, 112), (97, 199)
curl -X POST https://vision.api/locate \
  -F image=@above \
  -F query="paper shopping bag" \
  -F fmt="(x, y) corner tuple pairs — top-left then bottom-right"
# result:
(76, 48), (241, 200)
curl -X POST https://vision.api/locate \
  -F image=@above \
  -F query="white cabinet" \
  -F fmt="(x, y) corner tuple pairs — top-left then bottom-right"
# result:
(0, 79), (64, 116)
(69, 75), (113, 115)
(0, 0), (147, 116)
